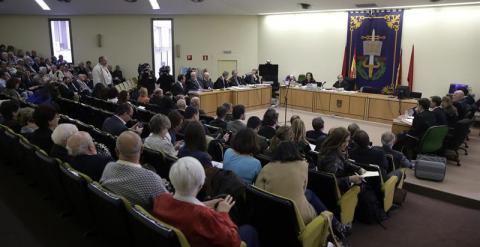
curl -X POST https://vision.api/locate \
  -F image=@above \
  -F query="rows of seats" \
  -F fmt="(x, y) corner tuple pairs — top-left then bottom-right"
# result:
(114, 79), (137, 93)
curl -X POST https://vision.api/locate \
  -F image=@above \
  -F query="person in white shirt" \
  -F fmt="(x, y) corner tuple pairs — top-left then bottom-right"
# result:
(92, 56), (112, 87)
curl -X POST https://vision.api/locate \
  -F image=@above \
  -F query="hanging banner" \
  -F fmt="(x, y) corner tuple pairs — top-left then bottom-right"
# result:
(346, 10), (403, 92)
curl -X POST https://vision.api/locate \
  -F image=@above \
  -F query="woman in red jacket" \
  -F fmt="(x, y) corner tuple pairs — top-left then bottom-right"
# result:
(152, 157), (258, 247)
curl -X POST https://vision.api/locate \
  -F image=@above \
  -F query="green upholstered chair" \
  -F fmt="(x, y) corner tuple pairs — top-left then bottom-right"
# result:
(417, 125), (449, 154)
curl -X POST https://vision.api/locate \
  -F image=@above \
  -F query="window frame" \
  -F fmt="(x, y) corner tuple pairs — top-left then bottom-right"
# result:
(151, 18), (175, 77)
(48, 18), (75, 64)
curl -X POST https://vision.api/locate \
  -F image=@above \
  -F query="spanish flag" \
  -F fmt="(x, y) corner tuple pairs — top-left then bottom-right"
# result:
(349, 48), (357, 79)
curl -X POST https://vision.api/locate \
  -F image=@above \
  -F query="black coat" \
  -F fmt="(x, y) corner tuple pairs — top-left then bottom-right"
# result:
(258, 125), (276, 139)
(213, 77), (229, 89)
(349, 146), (388, 179)
(432, 107), (447, 125)
(171, 81), (185, 96)
(186, 79), (202, 92)
(29, 127), (53, 152)
(317, 152), (362, 193)
(102, 116), (128, 136)
(408, 110), (437, 138)
(70, 154), (112, 181)
(157, 74), (174, 93)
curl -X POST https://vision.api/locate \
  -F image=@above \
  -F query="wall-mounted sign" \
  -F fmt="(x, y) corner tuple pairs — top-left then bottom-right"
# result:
(187, 55), (192, 60)
(202, 55), (208, 61)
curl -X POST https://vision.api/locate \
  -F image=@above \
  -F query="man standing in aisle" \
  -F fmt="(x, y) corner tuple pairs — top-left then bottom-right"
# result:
(92, 56), (112, 87)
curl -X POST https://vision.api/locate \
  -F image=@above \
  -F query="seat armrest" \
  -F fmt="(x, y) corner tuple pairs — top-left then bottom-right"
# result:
(382, 176), (399, 212)
(338, 185), (361, 224)
(300, 211), (332, 247)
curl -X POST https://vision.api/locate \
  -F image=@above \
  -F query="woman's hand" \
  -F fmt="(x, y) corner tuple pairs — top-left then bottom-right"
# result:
(349, 175), (362, 185)
(216, 195), (236, 213)
(359, 168), (367, 175)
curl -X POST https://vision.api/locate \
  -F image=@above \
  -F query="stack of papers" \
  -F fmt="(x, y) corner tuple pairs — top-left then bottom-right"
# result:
(361, 171), (379, 178)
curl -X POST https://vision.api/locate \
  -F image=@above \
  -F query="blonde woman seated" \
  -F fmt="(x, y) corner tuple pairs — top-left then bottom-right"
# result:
(137, 87), (150, 104)
(153, 157), (259, 247)
(291, 118), (311, 154)
(144, 113), (180, 157)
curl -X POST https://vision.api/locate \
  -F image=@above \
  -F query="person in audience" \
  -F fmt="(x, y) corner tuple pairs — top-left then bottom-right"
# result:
(180, 106), (200, 133)
(291, 118), (311, 154)
(407, 98), (437, 138)
(156, 65), (174, 93)
(92, 83), (107, 100)
(247, 116), (269, 152)
(106, 87), (119, 103)
(190, 96), (206, 115)
(200, 71), (213, 89)
(376, 132), (415, 169)
(347, 122), (360, 151)
(144, 114), (178, 157)
(430, 96), (447, 125)
(176, 98), (187, 111)
(290, 115), (300, 124)
(223, 128), (261, 184)
(317, 127), (365, 193)
(117, 90), (130, 105)
(167, 110), (184, 144)
(228, 70), (243, 86)
(58, 76), (78, 100)
(258, 108), (278, 139)
(441, 96), (459, 126)
(137, 87), (150, 104)
(149, 88), (164, 106)
(255, 141), (350, 238)
(267, 126), (293, 155)
(101, 131), (167, 209)
(178, 121), (212, 167)
(306, 117), (327, 148)
(92, 56), (112, 87)
(209, 105), (228, 130)
(214, 71), (230, 89)
(0, 99), (20, 132)
(300, 72), (316, 85)
(102, 103), (143, 136)
(75, 74), (92, 94)
(153, 157), (259, 247)
(17, 107), (37, 135)
(0, 69), (11, 91)
(223, 102), (233, 121)
(226, 104), (246, 136)
(186, 71), (202, 92)
(111, 65), (124, 84)
(452, 90), (468, 119)
(171, 74), (186, 96)
(3, 78), (22, 101)
(50, 123), (78, 162)
(30, 105), (59, 152)
(67, 131), (113, 181)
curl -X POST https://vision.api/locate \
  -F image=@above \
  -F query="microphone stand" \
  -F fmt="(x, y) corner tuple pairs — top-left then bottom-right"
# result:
(284, 81), (291, 126)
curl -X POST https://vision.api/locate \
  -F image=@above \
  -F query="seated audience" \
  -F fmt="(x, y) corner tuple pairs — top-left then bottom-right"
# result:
(171, 74), (186, 96)
(100, 131), (167, 209)
(67, 131), (112, 181)
(153, 157), (259, 247)
(190, 96), (206, 115)
(430, 96), (447, 125)
(178, 121), (212, 167)
(214, 71), (230, 89)
(117, 90), (130, 105)
(258, 108), (278, 139)
(300, 72), (316, 86)
(267, 126), (293, 155)
(209, 105), (228, 130)
(226, 104), (246, 136)
(376, 132), (415, 169)
(16, 107), (37, 135)
(306, 117), (327, 149)
(291, 118), (311, 154)
(256, 141), (349, 238)
(167, 110), (183, 144)
(144, 114), (178, 157)
(149, 88), (164, 106)
(0, 99), (20, 132)
(106, 87), (119, 103)
(317, 127), (365, 193)
(50, 123), (78, 162)
(102, 103), (143, 136)
(3, 78), (22, 101)
(30, 105), (59, 152)
(137, 87), (150, 104)
(176, 98), (187, 111)
(247, 116), (269, 152)
(180, 106), (200, 133)
(441, 96), (458, 126)
(223, 102), (233, 121)
(223, 128), (261, 184)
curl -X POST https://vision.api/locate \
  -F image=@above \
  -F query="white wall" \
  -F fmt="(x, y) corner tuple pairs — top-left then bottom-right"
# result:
(258, 5), (480, 97)
(0, 15), (258, 80)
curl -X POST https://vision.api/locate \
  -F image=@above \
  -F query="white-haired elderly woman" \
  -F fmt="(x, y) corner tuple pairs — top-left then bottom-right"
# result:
(50, 123), (78, 162)
(152, 157), (259, 247)
(144, 113), (180, 157)
(378, 131), (415, 169)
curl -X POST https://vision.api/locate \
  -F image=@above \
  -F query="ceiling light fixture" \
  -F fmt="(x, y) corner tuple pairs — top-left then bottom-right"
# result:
(35, 0), (51, 10)
(149, 0), (160, 10)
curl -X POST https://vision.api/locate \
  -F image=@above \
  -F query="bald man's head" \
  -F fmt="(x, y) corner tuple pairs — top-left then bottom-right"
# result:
(116, 131), (143, 162)
(452, 90), (465, 102)
(67, 131), (96, 156)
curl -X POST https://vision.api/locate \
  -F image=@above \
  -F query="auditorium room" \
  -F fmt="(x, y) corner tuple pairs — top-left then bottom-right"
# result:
(1, 0), (480, 246)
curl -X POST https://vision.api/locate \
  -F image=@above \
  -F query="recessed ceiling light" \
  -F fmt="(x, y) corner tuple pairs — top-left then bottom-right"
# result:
(149, 0), (160, 9)
(35, 0), (51, 10)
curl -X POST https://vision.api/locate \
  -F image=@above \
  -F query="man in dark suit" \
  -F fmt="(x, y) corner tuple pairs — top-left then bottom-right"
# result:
(171, 74), (186, 96)
(430, 96), (447, 125)
(200, 71), (213, 89)
(156, 66), (174, 93)
(186, 71), (202, 92)
(67, 131), (113, 181)
(306, 117), (327, 150)
(58, 76), (79, 100)
(228, 70), (244, 86)
(333, 75), (353, 91)
(102, 103), (143, 136)
(209, 105), (228, 131)
(452, 90), (470, 119)
(214, 71), (229, 89)
(408, 98), (437, 138)
(244, 69), (260, 84)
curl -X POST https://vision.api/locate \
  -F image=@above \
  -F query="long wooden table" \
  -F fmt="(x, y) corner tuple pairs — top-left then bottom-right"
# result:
(280, 87), (418, 124)
(189, 85), (272, 115)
